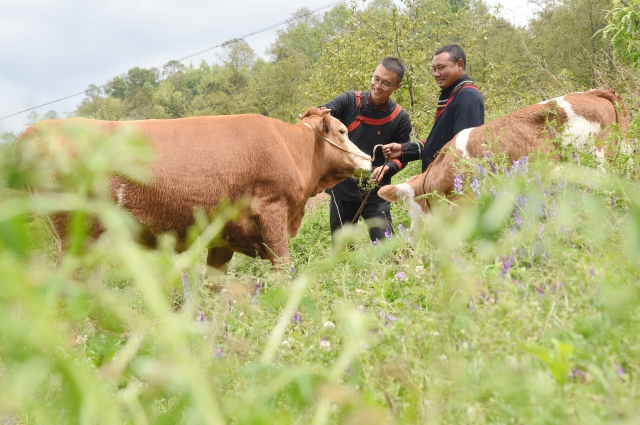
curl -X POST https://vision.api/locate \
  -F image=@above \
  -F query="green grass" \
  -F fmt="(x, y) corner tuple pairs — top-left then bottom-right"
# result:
(1, 118), (640, 424)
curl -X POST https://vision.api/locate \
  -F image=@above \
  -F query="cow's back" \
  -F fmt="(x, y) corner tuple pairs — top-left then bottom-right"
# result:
(112, 114), (304, 234)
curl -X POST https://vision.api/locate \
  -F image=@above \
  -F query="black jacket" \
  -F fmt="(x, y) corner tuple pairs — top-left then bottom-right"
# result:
(399, 75), (484, 171)
(322, 90), (413, 201)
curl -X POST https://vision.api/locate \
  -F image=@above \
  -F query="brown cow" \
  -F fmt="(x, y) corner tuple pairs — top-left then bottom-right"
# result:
(378, 88), (628, 220)
(18, 108), (371, 271)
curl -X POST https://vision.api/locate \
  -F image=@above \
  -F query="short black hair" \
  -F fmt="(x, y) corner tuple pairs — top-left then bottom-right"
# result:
(378, 56), (406, 84)
(434, 44), (467, 70)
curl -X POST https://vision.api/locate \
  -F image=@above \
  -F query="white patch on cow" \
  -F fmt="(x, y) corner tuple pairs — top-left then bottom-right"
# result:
(116, 183), (126, 206)
(554, 97), (602, 149)
(454, 128), (475, 158)
(395, 183), (414, 200)
(406, 199), (427, 230)
(395, 183), (427, 228)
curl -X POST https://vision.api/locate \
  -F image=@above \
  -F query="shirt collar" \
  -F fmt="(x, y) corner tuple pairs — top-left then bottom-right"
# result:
(364, 91), (390, 112)
(440, 74), (472, 99)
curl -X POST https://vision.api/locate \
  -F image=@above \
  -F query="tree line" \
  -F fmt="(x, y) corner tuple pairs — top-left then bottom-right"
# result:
(3, 0), (639, 142)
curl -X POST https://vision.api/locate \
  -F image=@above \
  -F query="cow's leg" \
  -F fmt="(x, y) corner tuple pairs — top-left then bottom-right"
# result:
(255, 210), (291, 268)
(206, 247), (234, 273)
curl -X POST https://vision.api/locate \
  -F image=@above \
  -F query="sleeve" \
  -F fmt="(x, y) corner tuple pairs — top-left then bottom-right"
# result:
(320, 92), (352, 122)
(398, 139), (425, 162)
(452, 89), (485, 136)
(386, 111), (414, 177)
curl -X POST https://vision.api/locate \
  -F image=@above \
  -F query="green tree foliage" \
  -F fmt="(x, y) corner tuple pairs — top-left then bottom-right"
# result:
(72, 0), (629, 130)
(601, 0), (640, 67)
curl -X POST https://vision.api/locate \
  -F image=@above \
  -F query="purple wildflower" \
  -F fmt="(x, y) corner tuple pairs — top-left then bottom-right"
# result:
(501, 256), (511, 276)
(517, 194), (528, 208)
(590, 267), (596, 276)
(214, 346), (224, 360)
(253, 282), (262, 297)
(476, 164), (486, 176)
(471, 177), (481, 198)
(616, 363), (625, 376)
(514, 210), (523, 228)
(379, 310), (397, 324)
(394, 271), (405, 280)
(572, 368), (586, 380)
(453, 173), (463, 193)
(490, 161), (497, 174)
(483, 151), (490, 158)
(507, 157), (529, 177)
(384, 228), (392, 239)
(535, 287), (545, 297)
(292, 310), (302, 325)
(468, 302), (476, 311)
(198, 311), (205, 323)
(572, 151), (578, 160)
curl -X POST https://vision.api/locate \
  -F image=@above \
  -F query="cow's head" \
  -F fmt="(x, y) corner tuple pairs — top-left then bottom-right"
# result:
(299, 107), (371, 187)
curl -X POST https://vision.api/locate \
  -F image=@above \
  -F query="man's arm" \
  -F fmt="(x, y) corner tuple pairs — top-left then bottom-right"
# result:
(320, 92), (352, 122)
(373, 112), (413, 183)
(452, 89), (485, 136)
(385, 112), (413, 176)
(381, 140), (424, 161)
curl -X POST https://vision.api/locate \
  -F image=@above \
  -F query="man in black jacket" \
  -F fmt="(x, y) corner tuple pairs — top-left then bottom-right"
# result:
(322, 56), (413, 243)
(382, 44), (484, 172)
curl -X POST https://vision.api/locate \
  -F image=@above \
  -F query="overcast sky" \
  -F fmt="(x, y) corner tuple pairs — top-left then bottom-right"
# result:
(0, 0), (536, 135)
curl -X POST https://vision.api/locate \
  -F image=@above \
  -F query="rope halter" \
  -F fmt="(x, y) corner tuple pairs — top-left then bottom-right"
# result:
(303, 123), (371, 161)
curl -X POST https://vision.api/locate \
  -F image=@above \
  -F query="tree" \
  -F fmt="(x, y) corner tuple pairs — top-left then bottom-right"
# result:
(601, 0), (640, 67)
(526, 0), (615, 91)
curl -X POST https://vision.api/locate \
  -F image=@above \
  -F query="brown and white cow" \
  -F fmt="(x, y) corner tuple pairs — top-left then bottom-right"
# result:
(17, 108), (371, 271)
(378, 88), (628, 220)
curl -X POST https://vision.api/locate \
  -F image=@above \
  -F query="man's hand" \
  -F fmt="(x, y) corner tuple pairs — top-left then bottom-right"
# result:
(381, 143), (402, 159)
(371, 165), (390, 184)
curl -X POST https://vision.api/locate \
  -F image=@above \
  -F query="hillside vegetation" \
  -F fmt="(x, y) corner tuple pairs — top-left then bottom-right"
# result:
(2, 0), (640, 424)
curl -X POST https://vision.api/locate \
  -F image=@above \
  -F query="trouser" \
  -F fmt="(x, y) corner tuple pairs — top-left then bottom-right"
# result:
(328, 192), (393, 244)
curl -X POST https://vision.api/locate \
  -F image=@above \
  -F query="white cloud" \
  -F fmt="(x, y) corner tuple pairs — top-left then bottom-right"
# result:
(0, 0), (332, 133)
(0, 0), (538, 134)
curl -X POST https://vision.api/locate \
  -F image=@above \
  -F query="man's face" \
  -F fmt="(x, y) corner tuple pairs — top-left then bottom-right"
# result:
(432, 52), (465, 89)
(369, 64), (401, 106)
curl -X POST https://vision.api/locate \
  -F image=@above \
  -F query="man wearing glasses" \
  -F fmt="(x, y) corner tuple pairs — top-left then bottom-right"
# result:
(382, 44), (484, 172)
(321, 56), (413, 244)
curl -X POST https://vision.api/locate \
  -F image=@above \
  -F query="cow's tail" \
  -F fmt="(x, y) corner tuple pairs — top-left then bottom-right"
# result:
(589, 88), (629, 131)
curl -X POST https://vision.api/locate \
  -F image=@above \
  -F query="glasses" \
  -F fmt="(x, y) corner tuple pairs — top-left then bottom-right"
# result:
(371, 75), (399, 90)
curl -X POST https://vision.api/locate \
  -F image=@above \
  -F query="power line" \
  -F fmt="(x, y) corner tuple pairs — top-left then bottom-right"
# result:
(0, 0), (346, 122)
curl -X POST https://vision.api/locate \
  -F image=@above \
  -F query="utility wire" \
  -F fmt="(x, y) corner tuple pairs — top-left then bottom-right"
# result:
(0, 0), (346, 122)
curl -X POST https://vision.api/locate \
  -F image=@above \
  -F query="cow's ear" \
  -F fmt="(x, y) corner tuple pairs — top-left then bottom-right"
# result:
(322, 113), (331, 133)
